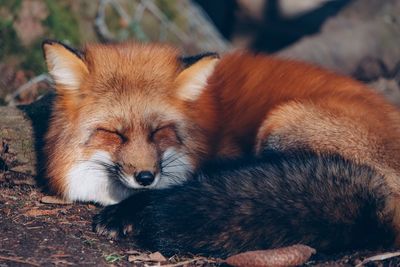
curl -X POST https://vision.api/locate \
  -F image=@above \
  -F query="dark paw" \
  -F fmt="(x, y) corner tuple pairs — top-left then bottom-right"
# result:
(93, 205), (134, 239)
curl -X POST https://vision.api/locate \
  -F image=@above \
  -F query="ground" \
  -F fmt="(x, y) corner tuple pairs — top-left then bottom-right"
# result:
(0, 171), (218, 266)
(1, 170), (400, 266)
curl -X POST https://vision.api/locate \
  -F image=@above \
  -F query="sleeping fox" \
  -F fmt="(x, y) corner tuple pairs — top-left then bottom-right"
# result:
(42, 40), (400, 255)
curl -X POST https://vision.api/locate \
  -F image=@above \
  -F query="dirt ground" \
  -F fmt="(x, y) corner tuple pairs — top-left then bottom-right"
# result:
(1, 170), (400, 266)
(0, 171), (220, 266)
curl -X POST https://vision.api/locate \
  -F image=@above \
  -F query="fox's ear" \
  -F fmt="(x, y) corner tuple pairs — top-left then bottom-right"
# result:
(176, 53), (219, 101)
(42, 40), (88, 91)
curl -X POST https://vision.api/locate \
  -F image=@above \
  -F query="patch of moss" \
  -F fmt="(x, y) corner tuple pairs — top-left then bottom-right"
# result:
(0, 0), (22, 13)
(21, 40), (46, 74)
(14, 0), (83, 75)
(0, 0), (82, 76)
(42, 0), (80, 45)
(0, 18), (22, 60)
(104, 253), (124, 263)
(0, 20), (45, 75)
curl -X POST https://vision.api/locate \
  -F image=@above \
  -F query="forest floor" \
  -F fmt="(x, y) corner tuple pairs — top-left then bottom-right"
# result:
(1, 171), (400, 266)
(0, 171), (219, 266)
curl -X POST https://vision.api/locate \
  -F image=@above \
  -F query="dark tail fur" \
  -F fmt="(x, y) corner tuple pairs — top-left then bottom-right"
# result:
(94, 151), (395, 258)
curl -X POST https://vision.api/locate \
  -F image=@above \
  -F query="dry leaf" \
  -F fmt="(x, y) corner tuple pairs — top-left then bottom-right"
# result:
(128, 254), (151, 262)
(24, 208), (61, 217)
(41, 196), (72, 205)
(148, 252), (167, 262)
(128, 252), (167, 263)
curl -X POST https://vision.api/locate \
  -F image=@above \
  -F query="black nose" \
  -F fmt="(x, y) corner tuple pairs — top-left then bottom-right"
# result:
(135, 171), (155, 186)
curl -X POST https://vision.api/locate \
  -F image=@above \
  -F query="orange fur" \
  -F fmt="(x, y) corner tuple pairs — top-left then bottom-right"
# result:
(43, 42), (400, 213)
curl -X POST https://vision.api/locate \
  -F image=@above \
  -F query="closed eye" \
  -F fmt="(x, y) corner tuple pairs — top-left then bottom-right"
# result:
(150, 123), (182, 145)
(150, 124), (176, 138)
(96, 127), (128, 142)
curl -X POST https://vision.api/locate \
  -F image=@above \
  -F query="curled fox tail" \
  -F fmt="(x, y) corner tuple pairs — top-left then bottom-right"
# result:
(94, 150), (395, 258)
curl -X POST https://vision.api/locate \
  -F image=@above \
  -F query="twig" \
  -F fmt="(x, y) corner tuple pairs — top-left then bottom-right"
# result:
(0, 255), (40, 266)
(6, 73), (53, 106)
(355, 251), (400, 267)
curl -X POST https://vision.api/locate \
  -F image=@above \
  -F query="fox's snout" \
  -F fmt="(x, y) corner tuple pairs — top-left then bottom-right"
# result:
(119, 162), (157, 186)
(116, 139), (160, 187)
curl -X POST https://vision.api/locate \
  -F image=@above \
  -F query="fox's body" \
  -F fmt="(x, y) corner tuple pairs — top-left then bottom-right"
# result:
(43, 41), (400, 254)
(192, 53), (400, 169)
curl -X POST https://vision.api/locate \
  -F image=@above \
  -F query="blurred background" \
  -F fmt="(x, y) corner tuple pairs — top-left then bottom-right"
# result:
(0, 0), (399, 107)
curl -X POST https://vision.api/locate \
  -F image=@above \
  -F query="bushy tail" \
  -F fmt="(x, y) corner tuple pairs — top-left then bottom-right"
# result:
(96, 151), (395, 258)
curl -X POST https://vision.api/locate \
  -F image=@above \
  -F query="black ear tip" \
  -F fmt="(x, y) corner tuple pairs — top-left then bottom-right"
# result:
(41, 39), (84, 59)
(179, 52), (220, 68)
(42, 39), (60, 49)
(204, 52), (220, 59)
(42, 39), (55, 59)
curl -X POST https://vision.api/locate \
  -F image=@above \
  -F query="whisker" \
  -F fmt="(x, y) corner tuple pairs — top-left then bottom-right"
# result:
(162, 154), (180, 166)
(161, 156), (186, 167)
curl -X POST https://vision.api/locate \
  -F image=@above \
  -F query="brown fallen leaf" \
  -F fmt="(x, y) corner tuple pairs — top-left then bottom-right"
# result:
(41, 196), (73, 205)
(127, 254), (152, 262)
(24, 208), (62, 217)
(148, 252), (167, 262)
(127, 251), (167, 263)
(225, 244), (316, 267)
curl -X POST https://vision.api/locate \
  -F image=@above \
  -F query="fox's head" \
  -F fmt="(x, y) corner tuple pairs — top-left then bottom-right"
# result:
(42, 41), (219, 205)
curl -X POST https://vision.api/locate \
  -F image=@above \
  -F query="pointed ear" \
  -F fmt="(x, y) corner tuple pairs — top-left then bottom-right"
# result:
(176, 53), (219, 101)
(42, 40), (88, 91)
